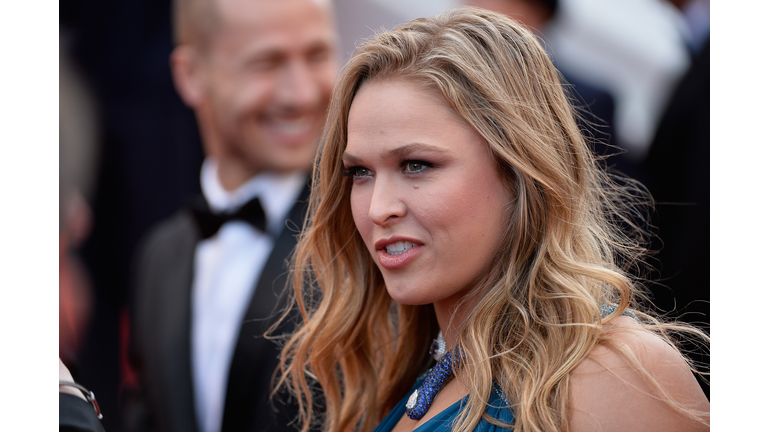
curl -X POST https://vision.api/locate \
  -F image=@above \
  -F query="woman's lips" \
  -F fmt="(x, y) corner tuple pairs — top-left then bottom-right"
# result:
(376, 243), (424, 270)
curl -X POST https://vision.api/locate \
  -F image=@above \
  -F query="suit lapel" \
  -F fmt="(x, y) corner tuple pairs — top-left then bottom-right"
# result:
(220, 182), (311, 432)
(135, 211), (200, 432)
(164, 214), (199, 432)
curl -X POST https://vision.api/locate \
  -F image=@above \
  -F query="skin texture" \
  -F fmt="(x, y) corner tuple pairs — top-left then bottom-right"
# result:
(569, 316), (710, 432)
(171, 0), (338, 190)
(344, 79), (511, 343)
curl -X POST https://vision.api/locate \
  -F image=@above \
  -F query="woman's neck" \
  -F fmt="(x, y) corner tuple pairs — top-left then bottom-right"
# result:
(433, 291), (482, 348)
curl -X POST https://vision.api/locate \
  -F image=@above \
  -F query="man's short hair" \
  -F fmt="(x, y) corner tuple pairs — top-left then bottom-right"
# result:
(172, 0), (221, 48)
(172, 0), (334, 50)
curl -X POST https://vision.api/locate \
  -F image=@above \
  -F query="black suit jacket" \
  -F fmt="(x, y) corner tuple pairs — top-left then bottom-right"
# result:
(60, 393), (106, 432)
(124, 183), (311, 432)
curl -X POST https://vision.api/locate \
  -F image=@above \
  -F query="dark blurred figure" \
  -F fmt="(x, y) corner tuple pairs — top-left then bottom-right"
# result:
(60, 1), (204, 429)
(465, 0), (627, 177)
(644, 0), (709, 398)
(60, 35), (99, 379)
(60, 40), (106, 432)
(123, 1), (339, 432)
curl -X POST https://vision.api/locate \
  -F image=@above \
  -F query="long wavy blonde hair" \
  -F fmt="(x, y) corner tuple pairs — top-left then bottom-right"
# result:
(276, 7), (706, 432)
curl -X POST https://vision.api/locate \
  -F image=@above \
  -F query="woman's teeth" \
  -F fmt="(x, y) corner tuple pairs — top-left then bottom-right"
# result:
(386, 241), (415, 256)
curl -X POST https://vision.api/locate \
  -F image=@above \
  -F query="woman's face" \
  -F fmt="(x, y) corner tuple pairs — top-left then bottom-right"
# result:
(344, 79), (510, 311)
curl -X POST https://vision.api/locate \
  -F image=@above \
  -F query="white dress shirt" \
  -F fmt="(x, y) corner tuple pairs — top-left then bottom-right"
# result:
(191, 158), (306, 432)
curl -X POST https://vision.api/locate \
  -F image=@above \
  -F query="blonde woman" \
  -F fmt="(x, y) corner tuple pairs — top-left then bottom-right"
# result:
(277, 8), (709, 432)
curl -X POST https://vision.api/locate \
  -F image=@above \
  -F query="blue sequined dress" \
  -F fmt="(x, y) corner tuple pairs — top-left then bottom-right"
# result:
(371, 305), (634, 432)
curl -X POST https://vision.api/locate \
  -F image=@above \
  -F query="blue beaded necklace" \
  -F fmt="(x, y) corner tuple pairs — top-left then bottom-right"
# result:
(405, 332), (462, 420)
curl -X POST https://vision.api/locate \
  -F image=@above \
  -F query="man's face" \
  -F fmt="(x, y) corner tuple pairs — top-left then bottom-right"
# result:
(196, 0), (338, 182)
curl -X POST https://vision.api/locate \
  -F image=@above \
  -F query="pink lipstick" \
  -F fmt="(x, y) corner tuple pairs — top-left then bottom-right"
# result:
(374, 237), (424, 270)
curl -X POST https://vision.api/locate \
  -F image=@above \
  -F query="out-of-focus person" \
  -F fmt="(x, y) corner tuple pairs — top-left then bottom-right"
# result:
(60, 36), (99, 378)
(644, 0), (709, 398)
(122, 1), (339, 432)
(544, 0), (690, 169)
(464, 0), (622, 176)
(61, 0), (206, 427)
(60, 37), (105, 432)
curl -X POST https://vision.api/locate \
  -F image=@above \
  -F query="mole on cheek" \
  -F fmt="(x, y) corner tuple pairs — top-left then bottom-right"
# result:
(414, 185), (419, 189)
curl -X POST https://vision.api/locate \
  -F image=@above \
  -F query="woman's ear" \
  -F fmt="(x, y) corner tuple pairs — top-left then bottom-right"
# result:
(170, 45), (205, 108)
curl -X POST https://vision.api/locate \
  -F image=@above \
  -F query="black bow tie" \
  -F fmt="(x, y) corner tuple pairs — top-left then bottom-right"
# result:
(189, 196), (267, 239)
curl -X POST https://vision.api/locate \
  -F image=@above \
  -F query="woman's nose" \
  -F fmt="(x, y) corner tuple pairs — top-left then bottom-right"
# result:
(368, 178), (407, 226)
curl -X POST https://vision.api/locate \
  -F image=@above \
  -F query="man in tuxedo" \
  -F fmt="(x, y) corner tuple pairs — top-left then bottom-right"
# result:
(123, 1), (339, 431)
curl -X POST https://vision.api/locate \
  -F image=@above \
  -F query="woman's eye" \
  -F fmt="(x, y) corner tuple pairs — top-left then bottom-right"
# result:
(404, 161), (430, 173)
(356, 167), (372, 177)
(342, 166), (373, 178)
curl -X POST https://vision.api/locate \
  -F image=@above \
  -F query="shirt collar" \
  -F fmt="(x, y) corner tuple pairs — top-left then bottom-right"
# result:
(200, 158), (307, 235)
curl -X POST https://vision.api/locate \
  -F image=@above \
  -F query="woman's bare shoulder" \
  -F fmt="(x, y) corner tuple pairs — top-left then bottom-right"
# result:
(568, 316), (709, 432)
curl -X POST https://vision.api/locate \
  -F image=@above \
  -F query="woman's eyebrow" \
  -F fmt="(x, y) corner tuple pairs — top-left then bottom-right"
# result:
(341, 152), (363, 165)
(384, 143), (449, 159)
(342, 143), (448, 165)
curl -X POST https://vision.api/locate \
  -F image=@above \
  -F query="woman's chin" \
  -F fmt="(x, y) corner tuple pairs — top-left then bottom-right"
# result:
(384, 284), (434, 307)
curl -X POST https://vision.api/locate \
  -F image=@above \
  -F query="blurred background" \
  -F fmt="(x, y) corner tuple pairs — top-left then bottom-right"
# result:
(59, 0), (709, 430)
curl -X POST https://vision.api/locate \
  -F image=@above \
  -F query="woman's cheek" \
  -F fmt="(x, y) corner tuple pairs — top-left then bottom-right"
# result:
(350, 189), (372, 239)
